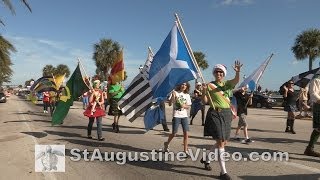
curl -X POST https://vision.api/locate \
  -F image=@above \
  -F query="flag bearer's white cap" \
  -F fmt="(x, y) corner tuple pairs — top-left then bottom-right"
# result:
(213, 64), (227, 76)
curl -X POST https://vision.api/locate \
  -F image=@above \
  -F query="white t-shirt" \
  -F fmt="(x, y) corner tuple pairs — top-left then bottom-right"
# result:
(173, 91), (192, 118)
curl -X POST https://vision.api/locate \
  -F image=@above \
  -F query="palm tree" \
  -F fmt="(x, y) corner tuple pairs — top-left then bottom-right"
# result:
(42, 65), (56, 77)
(55, 64), (70, 78)
(0, 35), (16, 86)
(292, 28), (320, 71)
(1, 0), (32, 26)
(93, 39), (121, 81)
(193, 51), (209, 70)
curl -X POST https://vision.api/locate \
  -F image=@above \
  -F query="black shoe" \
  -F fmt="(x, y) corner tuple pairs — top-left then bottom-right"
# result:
(112, 123), (115, 130)
(190, 121), (193, 125)
(285, 126), (290, 132)
(220, 173), (232, 180)
(200, 158), (212, 171)
(87, 136), (92, 139)
(115, 125), (120, 133)
(98, 137), (105, 141)
(202, 123), (205, 126)
(164, 128), (170, 132)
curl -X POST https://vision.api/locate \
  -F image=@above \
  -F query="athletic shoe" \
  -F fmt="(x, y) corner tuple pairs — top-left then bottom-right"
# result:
(220, 173), (232, 180)
(241, 138), (254, 144)
(233, 135), (241, 141)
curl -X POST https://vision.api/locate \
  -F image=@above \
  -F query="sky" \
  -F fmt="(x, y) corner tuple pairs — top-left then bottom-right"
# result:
(1, 0), (320, 90)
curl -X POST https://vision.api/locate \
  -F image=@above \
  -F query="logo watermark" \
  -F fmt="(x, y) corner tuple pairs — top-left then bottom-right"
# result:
(35, 145), (65, 172)
(69, 148), (289, 165)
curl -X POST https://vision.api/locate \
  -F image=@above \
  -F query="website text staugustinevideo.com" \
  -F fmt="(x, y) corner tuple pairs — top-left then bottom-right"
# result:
(69, 148), (289, 165)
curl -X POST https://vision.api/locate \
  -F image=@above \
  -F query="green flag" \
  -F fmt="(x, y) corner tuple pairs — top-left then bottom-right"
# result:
(52, 64), (89, 125)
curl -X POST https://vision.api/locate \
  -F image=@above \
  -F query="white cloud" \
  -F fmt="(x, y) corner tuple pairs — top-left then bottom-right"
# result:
(220, 0), (254, 6)
(3, 34), (147, 86)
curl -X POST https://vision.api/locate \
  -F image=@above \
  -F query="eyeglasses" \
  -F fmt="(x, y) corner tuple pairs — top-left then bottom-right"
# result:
(214, 71), (224, 74)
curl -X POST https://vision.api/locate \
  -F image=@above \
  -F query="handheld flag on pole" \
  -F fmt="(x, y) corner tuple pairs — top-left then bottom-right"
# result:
(238, 54), (274, 91)
(119, 15), (199, 125)
(52, 63), (89, 125)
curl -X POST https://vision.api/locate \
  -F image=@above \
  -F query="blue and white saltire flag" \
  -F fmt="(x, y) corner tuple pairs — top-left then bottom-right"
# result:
(238, 54), (273, 91)
(149, 23), (199, 99)
(119, 22), (199, 123)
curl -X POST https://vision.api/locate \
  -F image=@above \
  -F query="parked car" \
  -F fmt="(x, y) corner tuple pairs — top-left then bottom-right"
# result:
(250, 93), (276, 109)
(0, 92), (7, 103)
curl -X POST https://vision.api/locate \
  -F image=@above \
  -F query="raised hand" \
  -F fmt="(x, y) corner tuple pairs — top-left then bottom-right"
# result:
(233, 60), (243, 72)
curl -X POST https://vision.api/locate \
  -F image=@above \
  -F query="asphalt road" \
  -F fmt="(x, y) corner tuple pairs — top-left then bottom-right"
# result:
(0, 95), (319, 180)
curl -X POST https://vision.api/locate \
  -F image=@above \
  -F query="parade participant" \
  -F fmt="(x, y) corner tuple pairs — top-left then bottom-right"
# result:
(163, 82), (192, 155)
(80, 90), (89, 110)
(108, 81), (125, 133)
(49, 91), (57, 116)
(283, 80), (297, 134)
(42, 91), (50, 113)
(296, 82), (312, 118)
(190, 82), (205, 126)
(304, 74), (320, 157)
(201, 61), (242, 180)
(233, 85), (253, 144)
(83, 80), (106, 141)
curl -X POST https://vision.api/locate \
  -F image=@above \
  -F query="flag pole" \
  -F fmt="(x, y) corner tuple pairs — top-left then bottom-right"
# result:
(77, 58), (92, 89)
(174, 13), (215, 109)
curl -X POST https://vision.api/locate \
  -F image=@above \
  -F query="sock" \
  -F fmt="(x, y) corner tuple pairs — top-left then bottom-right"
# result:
(246, 136), (249, 139)
(206, 143), (218, 163)
(218, 148), (227, 174)
(308, 129), (320, 148)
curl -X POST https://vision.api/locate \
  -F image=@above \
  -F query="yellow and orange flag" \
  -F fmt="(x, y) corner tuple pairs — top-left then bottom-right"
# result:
(109, 50), (125, 83)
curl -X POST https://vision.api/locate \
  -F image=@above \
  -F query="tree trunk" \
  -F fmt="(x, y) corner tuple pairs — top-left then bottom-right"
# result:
(309, 56), (313, 71)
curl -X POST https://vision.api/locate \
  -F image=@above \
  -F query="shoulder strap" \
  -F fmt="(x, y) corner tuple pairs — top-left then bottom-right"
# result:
(207, 82), (230, 105)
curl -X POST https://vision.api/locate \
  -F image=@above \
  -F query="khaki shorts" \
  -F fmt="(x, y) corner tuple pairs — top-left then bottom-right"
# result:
(238, 113), (247, 127)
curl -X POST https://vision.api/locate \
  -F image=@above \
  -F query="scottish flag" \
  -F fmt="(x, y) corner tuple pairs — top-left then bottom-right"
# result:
(149, 23), (198, 99)
(239, 54), (273, 91)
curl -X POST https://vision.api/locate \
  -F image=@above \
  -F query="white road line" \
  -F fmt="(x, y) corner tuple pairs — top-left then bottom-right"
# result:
(18, 101), (57, 180)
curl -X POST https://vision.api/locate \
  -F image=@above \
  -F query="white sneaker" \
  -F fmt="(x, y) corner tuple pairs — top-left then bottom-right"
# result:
(241, 138), (254, 144)
(43, 110), (46, 113)
(163, 142), (169, 152)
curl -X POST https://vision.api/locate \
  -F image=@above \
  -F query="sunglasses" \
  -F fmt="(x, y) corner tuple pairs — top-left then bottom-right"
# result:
(214, 70), (224, 74)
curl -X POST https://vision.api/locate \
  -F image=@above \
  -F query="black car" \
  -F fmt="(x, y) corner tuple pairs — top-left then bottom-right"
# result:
(250, 93), (276, 109)
(0, 92), (7, 103)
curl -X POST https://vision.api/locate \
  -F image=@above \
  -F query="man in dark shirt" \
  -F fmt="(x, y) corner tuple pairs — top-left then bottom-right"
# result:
(233, 86), (253, 144)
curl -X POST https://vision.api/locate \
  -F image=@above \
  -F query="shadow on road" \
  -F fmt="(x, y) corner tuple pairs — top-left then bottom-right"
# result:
(239, 174), (320, 180)
(3, 120), (31, 123)
(21, 131), (48, 138)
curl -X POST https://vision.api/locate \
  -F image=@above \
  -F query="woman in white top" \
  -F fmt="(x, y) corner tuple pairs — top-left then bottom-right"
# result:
(164, 82), (192, 155)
